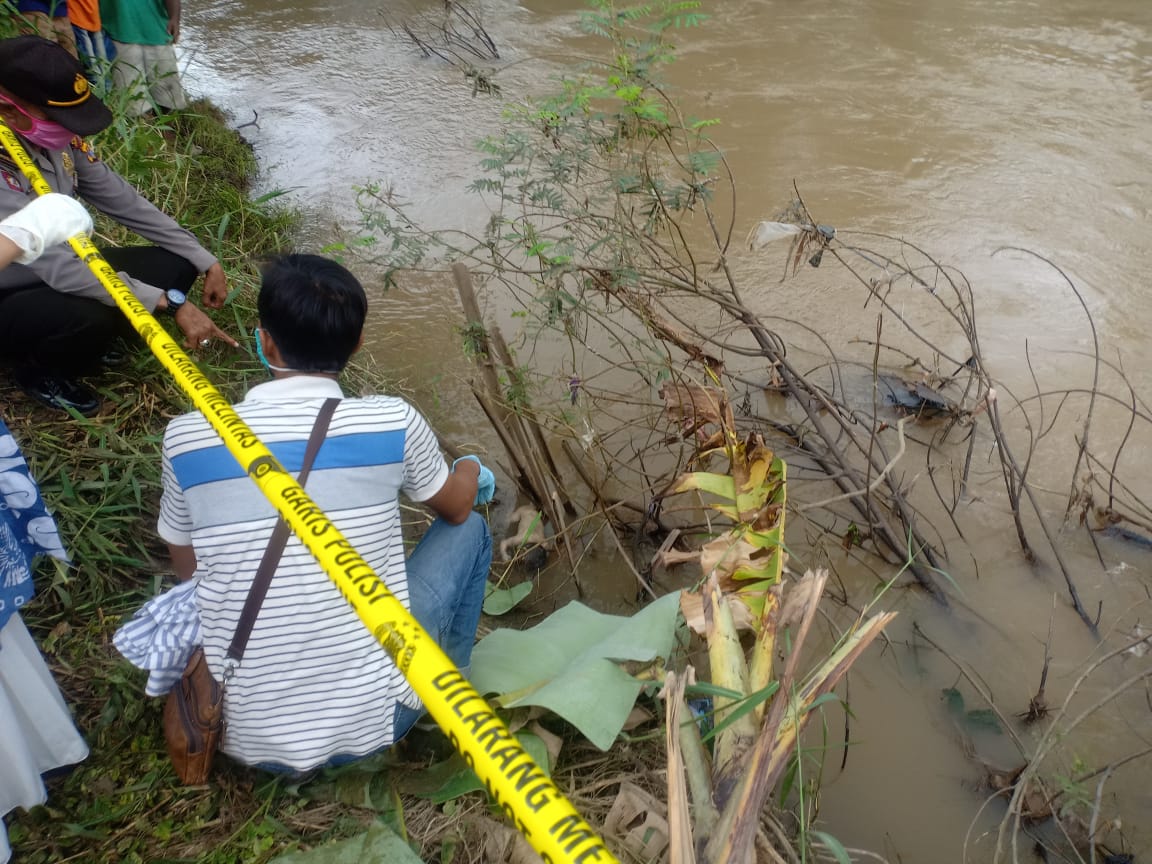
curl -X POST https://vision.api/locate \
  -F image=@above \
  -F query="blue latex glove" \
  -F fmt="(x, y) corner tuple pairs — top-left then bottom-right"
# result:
(453, 455), (495, 506)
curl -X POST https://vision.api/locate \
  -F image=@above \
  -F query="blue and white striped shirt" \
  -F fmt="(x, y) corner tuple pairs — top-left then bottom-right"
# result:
(158, 376), (448, 771)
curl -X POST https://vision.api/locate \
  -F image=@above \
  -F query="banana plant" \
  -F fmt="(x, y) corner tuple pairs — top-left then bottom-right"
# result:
(660, 382), (896, 863)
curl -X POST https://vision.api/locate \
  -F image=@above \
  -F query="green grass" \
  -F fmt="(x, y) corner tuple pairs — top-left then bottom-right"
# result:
(0, 104), (394, 864)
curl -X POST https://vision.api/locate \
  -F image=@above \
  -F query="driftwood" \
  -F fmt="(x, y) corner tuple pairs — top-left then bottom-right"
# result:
(382, 1), (501, 96)
(452, 264), (580, 574)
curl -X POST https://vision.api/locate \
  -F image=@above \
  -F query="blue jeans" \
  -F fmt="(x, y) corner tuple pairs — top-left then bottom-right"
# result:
(73, 27), (116, 92)
(256, 512), (491, 774)
(392, 512), (492, 741)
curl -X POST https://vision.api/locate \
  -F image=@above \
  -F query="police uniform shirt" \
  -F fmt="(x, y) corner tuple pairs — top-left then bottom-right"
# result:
(0, 135), (217, 310)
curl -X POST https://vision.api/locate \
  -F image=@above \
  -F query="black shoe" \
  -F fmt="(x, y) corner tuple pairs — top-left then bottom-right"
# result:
(100, 338), (136, 369)
(14, 369), (101, 416)
(100, 349), (130, 368)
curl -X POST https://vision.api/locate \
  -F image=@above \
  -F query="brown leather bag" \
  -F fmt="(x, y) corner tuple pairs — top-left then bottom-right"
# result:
(163, 646), (223, 784)
(162, 398), (339, 785)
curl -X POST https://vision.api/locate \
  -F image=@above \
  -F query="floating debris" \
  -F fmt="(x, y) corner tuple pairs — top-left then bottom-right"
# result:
(745, 220), (835, 250)
(1124, 623), (1149, 659)
(878, 374), (953, 416)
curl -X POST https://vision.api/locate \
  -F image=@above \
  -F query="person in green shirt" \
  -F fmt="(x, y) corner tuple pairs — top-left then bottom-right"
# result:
(100, 0), (187, 118)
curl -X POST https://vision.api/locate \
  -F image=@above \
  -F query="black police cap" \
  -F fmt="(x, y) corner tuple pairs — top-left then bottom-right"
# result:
(0, 36), (112, 136)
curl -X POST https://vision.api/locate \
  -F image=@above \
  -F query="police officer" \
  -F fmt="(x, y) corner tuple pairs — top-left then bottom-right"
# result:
(0, 35), (237, 416)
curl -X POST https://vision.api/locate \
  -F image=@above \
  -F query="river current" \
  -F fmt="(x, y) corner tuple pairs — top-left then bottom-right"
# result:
(180, 2), (1152, 860)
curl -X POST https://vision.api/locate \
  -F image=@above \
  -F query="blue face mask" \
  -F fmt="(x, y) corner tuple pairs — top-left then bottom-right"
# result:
(254, 327), (292, 373)
(254, 327), (343, 376)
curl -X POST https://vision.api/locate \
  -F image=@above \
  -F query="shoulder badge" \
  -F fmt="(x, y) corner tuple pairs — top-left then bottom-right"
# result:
(75, 137), (100, 164)
(1, 169), (22, 192)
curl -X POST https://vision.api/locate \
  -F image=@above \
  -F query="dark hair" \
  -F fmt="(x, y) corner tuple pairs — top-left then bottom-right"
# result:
(257, 254), (368, 372)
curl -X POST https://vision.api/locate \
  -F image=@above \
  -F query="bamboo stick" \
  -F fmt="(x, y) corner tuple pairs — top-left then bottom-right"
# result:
(453, 264), (544, 504)
(453, 263), (586, 571)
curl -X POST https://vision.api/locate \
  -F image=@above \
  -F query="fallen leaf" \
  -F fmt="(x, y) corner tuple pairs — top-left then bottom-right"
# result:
(483, 581), (533, 616)
(699, 533), (776, 581)
(527, 720), (564, 767)
(776, 571), (824, 632)
(659, 382), (728, 429)
(470, 594), (683, 750)
(622, 705), (654, 731)
(269, 823), (421, 863)
(680, 590), (756, 634)
(603, 782), (670, 862)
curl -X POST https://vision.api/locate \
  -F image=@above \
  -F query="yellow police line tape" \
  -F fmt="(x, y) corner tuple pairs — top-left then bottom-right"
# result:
(0, 122), (618, 864)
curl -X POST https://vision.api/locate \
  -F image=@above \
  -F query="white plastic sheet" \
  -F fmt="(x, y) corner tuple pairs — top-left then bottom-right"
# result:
(745, 220), (805, 249)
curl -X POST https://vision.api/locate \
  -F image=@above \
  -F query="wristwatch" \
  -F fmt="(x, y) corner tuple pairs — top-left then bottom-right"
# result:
(164, 288), (187, 315)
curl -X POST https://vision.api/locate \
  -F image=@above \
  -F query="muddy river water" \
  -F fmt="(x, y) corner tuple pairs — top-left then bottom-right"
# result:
(179, 1), (1152, 860)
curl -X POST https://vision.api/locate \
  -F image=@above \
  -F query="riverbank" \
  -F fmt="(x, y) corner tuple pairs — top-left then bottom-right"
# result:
(3, 96), (664, 864)
(1, 103), (389, 864)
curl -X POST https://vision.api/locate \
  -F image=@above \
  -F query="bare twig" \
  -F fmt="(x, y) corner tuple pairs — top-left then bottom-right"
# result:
(798, 418), (908, 513)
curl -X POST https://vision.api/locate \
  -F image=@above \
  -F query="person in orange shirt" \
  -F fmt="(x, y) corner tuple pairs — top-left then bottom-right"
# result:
(67, 0), (115, 87)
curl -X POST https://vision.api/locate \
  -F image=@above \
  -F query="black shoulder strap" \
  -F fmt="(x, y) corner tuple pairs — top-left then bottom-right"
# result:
(225, 398), (339, 663)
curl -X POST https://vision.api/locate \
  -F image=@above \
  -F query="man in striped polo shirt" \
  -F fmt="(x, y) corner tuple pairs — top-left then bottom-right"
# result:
(155, 254), (493, 773)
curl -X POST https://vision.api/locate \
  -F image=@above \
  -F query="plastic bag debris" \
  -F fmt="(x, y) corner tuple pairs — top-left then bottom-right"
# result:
(746, 221), (837, 250)
(746, 221), (804, 249)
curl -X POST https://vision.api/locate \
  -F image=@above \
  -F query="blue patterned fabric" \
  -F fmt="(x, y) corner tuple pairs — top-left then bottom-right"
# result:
(0, 419), (68, 632)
